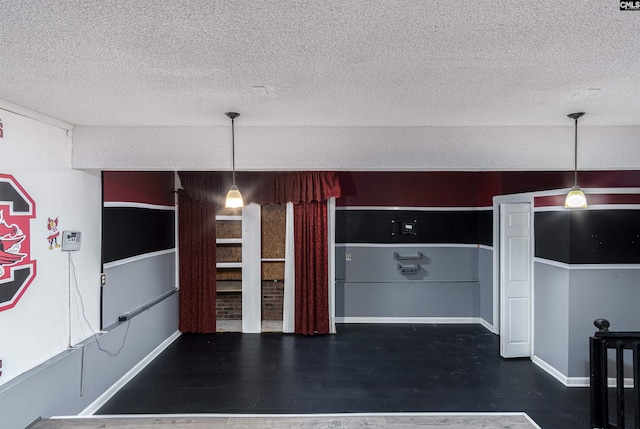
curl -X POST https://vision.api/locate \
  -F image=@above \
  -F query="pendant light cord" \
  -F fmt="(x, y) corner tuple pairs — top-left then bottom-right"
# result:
(567, 112), (584, 188)
(231, 116), (236, 186)
(573, 116), (578, 187)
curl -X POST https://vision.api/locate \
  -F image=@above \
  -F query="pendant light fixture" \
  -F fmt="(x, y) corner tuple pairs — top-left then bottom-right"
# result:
(565, 112), (587, 209)
(224, 111), (244, 208)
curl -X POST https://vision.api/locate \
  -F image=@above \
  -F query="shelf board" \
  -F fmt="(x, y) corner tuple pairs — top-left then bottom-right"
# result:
(216, 238), (242, 244)
(216, 215), (242, 221)
(216, 281), (242, 293)
(216, 262), (242, 269)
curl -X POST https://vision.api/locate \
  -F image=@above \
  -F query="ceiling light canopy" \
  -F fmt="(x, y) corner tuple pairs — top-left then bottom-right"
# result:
(225, 112), (244, 209)
(565, 112), (586, 209)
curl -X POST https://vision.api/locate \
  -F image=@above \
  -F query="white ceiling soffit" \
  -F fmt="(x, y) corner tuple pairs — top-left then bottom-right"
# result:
(0, 1), (638, 127)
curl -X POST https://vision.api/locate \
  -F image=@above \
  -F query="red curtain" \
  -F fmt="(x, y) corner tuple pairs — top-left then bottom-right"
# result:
(294, 200), (329, 335)
(179, 171), (341, 205)
(178, 171), (341, 336)
(178, 190), (217, 333)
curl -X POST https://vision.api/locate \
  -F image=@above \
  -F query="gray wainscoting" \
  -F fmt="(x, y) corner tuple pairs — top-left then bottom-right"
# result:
(534, 261), (640, 380)
(567, 267), (640, 378)
(478, 247), (494, 325)
(0, 294), (179, 429)
(533, 262), (570, 377)
(335, 246), (485, 319)
(102, 251), (176, 327)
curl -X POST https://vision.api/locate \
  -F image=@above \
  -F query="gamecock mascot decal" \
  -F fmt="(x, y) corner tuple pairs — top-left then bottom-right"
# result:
(47, 217), (61, 250)
(0, 174), (36, 312)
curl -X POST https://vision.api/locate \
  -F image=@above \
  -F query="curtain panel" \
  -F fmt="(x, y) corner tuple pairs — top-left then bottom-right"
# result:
(294, 200), (330, 335)
(178, 191), (217, 333)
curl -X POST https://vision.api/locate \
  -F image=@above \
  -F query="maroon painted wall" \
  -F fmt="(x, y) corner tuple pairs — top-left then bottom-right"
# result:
(103, 171), (175, 206)
(337, 172), (482, 207)
(337, 171), (640, 208)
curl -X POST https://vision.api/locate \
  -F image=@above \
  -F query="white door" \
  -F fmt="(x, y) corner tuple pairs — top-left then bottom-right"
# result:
(500, 203), (532, 358)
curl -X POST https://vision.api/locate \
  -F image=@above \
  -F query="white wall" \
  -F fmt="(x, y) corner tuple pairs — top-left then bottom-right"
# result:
(0, 108), (102, 384)
(72, 125), (640, 171)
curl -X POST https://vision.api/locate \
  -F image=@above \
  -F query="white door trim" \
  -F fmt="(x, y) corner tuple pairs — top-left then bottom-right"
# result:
(283, 202), (295, 333)
(328, 197), (336, 334)
(242, 203), (262, 333)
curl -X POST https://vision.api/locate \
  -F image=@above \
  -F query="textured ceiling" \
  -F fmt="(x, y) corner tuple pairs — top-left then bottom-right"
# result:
(0, 1), (638, 127)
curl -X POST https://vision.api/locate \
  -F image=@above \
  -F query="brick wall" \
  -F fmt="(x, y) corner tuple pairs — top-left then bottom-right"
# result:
(216, 292), (242, 320)
(262, 281), (284, 321)
(216, 282), (284, 321)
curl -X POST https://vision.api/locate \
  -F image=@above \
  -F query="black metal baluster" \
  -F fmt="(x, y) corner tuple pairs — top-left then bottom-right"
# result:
(633, 341), (639, 429)
(592, 337), (607, 428)
(590, 320), (640, 429)
(617, 341), (626, 429)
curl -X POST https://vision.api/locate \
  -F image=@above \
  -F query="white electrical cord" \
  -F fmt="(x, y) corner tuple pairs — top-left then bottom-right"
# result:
(68, 252), (129, 357)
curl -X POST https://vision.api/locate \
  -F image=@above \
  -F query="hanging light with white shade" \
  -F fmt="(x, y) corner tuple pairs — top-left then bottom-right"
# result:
(565, 112), (587, 209)
(225, 111), (244, 208)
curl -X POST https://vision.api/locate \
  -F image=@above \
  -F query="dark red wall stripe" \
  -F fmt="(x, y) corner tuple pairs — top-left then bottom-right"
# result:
(103, 171), (175, 206)
(502, 171), (640, 194)
(477, 172), (501, 207)
(500, 171), (573, 194)
(337, 171), (640, 209)
(579, 171), (640, 188)
(336, 172), (482, 207)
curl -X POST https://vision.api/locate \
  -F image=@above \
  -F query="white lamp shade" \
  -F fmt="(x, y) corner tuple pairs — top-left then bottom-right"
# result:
(225, 186), (244, 208)
(565, 187), (587, 209)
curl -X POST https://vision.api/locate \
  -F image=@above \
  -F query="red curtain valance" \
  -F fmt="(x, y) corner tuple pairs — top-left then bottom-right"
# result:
(179, 171), (341, 205)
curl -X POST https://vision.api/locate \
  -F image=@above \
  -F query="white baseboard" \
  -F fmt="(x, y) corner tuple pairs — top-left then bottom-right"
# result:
(567, 377), (635, 388)
(79, 330), (181, 415)
(531, 355), (570, 386)
(478, 318), (497, 333)
(335, 317), (496, 332)
(532, 355), (635, 388)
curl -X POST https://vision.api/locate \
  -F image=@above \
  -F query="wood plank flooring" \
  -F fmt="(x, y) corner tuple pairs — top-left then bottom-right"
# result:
(94, 324), (590, 429)
(33, 413), (540, 429)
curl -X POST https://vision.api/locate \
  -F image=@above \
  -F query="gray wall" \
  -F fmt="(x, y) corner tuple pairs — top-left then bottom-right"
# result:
(534, 262), (640, 380)
(567, 268), (640, 378)
(103, 251), (176, 327)
(0, 293), (179, 429)
(336, 246), (484, 320)
(533, 262), (570, 376)
(478, 247), (494, 325)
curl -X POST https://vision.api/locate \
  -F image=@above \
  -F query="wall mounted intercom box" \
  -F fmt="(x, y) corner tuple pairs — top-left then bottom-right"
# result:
(391, 219), (418, 236)
(61, 230), (82, 251)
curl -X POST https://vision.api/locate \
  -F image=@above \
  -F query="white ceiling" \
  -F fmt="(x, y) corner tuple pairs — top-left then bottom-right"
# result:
(0, 1), (639, 128)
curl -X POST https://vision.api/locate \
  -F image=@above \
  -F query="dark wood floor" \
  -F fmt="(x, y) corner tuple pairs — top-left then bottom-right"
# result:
(97, 324), (591, 428)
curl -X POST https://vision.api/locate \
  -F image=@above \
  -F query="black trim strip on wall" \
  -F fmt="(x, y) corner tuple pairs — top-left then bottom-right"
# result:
(535, 210), (640, 264)
(534, 211), (571, 263)
(477, 210), (493, 246)
(103, 206), (175, 263)
(336, 209), (493, 246)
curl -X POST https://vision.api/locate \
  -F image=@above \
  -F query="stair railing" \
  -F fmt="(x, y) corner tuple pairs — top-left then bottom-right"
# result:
(590, 318), (640, 429)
